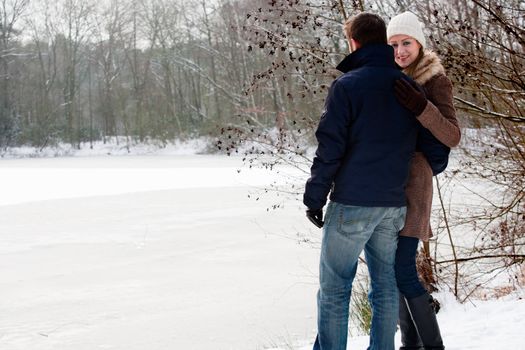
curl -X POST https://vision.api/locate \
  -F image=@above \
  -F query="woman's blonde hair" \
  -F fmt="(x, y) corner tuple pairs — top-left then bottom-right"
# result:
(403, 46), (425, 78)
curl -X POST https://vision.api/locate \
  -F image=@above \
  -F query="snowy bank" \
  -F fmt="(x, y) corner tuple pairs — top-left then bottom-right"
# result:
(0, 137), (211, 159)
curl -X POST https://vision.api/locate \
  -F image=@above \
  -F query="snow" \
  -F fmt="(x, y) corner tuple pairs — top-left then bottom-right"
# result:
(0, 155), (289, 206)
(0, 138), (211, 159)
(0, 154), (319, 350)
(0, 151), (524, 350)
(289, 291), (525, 350)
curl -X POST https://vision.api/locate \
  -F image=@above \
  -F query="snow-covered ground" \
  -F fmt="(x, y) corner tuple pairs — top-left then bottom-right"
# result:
(0, 152), (523, 350)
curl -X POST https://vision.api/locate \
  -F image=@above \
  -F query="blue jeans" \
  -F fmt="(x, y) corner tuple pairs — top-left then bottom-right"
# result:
(395, 236), (427, 299)
(313, 201), (406, 350)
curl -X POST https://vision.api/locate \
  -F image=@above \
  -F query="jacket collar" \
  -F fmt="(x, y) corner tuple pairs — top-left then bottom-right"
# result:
(408, 50), (445, 85)
(336, 44), (397, 73)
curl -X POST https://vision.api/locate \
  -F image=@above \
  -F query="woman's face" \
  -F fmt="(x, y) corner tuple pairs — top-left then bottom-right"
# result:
(388, 35), (422, 68)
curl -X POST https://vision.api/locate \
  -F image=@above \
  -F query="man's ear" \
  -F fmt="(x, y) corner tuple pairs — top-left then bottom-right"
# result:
(350, 38), (362, 52)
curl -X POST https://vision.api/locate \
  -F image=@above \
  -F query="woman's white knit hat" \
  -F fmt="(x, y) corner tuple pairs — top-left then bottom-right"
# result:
(387, 11), (426, 49)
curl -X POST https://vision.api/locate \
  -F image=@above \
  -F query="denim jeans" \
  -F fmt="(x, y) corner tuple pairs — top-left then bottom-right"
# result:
(395, 236), (427, 299)
(313, 201), (406, 350)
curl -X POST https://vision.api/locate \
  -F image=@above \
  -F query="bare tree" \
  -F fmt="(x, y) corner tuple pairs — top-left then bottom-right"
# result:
(25, 3), (61, 148)
(215, 0), (524, 300)
(0, 0), (29, 148)
(49, 0), (97, 146)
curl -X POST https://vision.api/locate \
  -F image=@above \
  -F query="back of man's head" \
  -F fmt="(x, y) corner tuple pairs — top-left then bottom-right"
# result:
(344, 12), (387, 48)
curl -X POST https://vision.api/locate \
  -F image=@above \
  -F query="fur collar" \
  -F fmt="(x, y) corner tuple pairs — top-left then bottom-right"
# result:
(406, 50), (445, 85)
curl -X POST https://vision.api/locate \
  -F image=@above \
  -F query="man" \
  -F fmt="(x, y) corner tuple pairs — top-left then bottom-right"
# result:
(303, 12), (418, 350)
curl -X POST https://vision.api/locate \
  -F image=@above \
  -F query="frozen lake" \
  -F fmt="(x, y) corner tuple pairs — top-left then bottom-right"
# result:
(0, 155), (319, 350)
(1, 153), (524, 350)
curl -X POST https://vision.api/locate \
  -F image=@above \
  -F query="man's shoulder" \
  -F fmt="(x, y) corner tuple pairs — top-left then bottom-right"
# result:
(339, 66), (403, 82)
(334, 67), (403, 96)
(335, 68), (367, 87)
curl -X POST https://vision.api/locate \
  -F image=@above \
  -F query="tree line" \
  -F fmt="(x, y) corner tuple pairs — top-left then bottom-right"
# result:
(0, 0), (301, 149)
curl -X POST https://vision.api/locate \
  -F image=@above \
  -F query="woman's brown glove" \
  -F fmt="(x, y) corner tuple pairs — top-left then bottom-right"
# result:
(394, 78), (428, 116)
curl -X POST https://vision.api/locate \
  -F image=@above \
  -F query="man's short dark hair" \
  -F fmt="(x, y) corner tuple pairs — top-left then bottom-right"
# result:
(344, 12), (387, 47)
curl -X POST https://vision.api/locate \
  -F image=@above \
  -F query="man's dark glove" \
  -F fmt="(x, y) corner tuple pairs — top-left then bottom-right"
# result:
(394, 78), (428, 116)
(306, 208), (324, 228)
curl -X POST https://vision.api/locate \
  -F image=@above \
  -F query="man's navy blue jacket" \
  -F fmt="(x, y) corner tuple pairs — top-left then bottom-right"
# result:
(303, 44), (418, 210)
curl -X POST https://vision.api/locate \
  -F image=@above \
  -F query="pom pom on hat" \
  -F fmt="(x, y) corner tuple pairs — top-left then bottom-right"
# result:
(387, 11), (426, 49)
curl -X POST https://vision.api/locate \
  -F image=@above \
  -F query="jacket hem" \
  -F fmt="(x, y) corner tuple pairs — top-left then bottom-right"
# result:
(329, 196), (406, 208)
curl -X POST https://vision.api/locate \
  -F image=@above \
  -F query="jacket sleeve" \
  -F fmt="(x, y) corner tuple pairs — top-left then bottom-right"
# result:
(417, 75), (461, 147)
(303, 79), (351, 210)
(416, 125), (450, 176)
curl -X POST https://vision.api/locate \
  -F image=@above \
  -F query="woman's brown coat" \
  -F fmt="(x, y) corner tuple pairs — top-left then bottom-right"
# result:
(400, 51), (461, 241)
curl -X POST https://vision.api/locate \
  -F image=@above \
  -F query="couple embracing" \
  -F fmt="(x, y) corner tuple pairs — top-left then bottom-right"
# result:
(304, 11), (460, 350)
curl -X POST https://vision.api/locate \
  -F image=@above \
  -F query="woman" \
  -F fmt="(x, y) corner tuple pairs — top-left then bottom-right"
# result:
(387, 11), (461, 350)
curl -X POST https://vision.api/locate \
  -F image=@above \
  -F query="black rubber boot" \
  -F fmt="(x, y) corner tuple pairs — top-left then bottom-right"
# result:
(399, 295), (424, 350)
(405, 293), (445, 350)
(429, 295), (441, 314)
